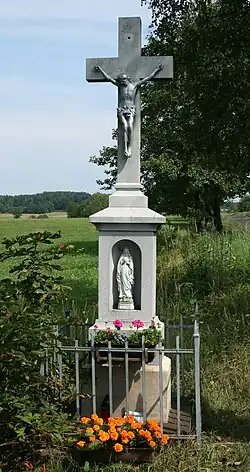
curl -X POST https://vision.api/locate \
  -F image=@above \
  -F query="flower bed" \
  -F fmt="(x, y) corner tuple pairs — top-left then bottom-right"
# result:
(93, 319), (162, 347)
(92, 319), (162, 362)
(73, 414), (169, 464)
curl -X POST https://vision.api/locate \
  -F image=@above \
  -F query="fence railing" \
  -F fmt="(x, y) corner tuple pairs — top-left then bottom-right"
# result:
(44, 318), (201, 445)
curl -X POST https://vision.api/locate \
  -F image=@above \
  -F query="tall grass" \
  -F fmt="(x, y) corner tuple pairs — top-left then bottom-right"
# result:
(157, 225), (250, 351)
(1, 217), (250, 471)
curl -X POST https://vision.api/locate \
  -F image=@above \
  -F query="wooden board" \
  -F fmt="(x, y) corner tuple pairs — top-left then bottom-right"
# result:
(163, 396), (192, 435)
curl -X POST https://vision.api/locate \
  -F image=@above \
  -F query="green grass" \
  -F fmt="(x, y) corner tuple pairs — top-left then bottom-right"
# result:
(43, 440), (250, 471)
(1, 216), (250, 471)
(0, 217), (99, 320)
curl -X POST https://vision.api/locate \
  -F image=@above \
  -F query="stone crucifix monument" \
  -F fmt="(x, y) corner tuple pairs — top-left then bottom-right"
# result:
(86, 17), (174, 423)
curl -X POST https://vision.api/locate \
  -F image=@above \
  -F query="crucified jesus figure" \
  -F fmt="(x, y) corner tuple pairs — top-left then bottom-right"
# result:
(95, 64), (163, 158)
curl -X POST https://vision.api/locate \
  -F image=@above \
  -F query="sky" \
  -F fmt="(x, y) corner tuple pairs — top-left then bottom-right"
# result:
(0, 0), (151, 195)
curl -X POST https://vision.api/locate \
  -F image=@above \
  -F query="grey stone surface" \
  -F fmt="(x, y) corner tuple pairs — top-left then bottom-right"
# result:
(95, 63), (163, 158)
(86, 16), (173, 186)
(81, 355), (171, 423)
(94, 226), (158, 323)
(87, 16), (171, 328)
(89, 206), (166, 225)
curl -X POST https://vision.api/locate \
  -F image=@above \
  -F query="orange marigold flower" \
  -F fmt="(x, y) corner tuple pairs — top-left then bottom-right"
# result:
(80, 416), (90, 424)
(149, 440), (156, 448)
(116, 417), (125, 426)
(77, 440), (85, 448)
(131, 421), (142, 430)
(154, 431), (161, 438)
(89, 436), (95, 443)
(110, 432), (119, 441)
(91, 414), (99, 422)
(96, 417), (104, 425)
(86, 427), (94, 434)
(161, 434), (169, 445)
(114, 443), (123, 453)
(93, 424), (100, 432)
(125, 415), (135, 424)
(108, 417), (116, 423)
(122, 438), (129, 444)
(147, 420), (161, 432)
(139, 429), (146, 437)
(140, 429), (152, 441)
(99, 432), (110, 442)
(109, 426), (117, 433)
(127, 431), (135, 440)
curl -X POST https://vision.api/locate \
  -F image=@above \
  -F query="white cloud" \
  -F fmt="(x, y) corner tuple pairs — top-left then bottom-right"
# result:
(0, 0), (151, 23)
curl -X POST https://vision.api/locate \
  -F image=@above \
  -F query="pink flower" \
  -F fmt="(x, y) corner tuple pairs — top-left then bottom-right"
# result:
(132, 319), (144, 329)
(151, 320), (156, 327)
(107, 328), (112, 333)
(113, 319), (123, 329)
(94, 324), (98, 329)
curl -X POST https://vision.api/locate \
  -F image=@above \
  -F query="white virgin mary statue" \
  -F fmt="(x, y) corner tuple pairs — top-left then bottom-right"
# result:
(116, 247), (134, 310)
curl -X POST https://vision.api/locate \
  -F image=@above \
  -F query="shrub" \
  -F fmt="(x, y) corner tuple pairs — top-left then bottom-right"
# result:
(0, 231), (75, 472)
(37, 214), (49, 219)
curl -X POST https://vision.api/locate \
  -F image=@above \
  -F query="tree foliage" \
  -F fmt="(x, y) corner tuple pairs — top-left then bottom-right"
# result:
(91, 0), (250, 231)
(0, 232), (76, 471)
(67, 192), (109, 218)
(0, 191), (90, 215)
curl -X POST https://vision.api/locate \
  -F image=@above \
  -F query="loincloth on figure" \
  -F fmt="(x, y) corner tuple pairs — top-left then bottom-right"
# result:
(117, 106), (136, 119)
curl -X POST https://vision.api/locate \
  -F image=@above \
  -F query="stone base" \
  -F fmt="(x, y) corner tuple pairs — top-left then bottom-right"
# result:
(81, 355), (171, 424)
(118, 298), (134, 310)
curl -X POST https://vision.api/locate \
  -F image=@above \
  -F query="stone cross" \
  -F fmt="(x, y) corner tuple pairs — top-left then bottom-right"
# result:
(86, 17), (173, 189)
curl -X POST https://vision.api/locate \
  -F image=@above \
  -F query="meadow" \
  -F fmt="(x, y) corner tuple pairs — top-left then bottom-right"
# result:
(0, 215), (250, 471)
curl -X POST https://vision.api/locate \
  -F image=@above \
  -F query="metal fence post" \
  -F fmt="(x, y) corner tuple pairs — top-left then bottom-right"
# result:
(75, 339), (80, 417)
(159, 340), (164, 433)
(57, 340), (63, 404)
(91, 334), (96, 414)
(142, 336), (147, 422)
(176, 335), (181, 442)
(108, 341), (113, 416)
(125, 341), (129, 415)
(194, 319), (202, 446)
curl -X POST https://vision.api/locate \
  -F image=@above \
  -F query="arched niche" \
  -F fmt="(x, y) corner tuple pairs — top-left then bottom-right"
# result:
(112, 239), (141, 310)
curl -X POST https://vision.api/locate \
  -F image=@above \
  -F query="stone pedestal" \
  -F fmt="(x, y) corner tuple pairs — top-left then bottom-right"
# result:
(81, 356), (171, 423)
(89, 186), (165, 325)
(87, 185), (171, 423)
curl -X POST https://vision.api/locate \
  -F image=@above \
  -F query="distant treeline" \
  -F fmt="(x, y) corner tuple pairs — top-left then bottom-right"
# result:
(67, 193), (109, 218)
(0, 191), (90, 214)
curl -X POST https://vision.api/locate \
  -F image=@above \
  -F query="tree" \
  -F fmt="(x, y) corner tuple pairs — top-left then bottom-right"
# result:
(67, 193), (109, 218)
(12, 209), (22, 219)
(238, 194), (250, 212)
(0, 191), (91, 215)
(90, 0), (250, 231)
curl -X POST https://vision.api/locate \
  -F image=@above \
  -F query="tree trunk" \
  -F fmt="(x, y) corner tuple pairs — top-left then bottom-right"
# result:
(213, 196), (223, 232)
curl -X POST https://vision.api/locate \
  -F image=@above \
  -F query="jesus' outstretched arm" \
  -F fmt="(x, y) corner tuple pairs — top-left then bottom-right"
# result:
(135, 63), (163, 88)
(95, 65), (118, 86)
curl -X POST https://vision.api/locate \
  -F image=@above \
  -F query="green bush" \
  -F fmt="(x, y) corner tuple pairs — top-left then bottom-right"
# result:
(0, 231), (76, 472)
(37, 214), (49, 219)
